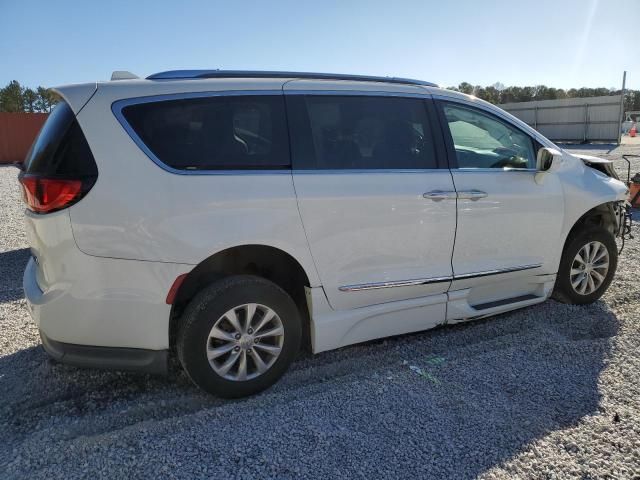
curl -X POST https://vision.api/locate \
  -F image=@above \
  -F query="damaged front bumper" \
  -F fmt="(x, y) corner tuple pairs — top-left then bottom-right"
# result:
(615, 201), (634, 253)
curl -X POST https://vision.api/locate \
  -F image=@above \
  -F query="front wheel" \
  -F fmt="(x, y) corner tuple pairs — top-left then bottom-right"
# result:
(177, 275), (301, 398)
(552, 226), (618, 305)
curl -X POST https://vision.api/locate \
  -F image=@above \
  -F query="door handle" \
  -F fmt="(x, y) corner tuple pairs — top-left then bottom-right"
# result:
(423, 190), (457, 201)
(457, 190), (488, 201)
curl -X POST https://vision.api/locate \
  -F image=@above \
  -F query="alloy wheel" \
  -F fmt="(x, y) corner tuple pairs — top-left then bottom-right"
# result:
(570, 240), (610, 296)
(206, 303), (284, 381)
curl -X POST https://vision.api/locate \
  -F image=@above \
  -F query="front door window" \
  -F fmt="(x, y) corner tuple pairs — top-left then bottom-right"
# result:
(443, 103), (536, 169)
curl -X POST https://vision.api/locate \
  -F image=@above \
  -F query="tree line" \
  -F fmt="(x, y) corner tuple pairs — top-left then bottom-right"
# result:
(1, 79), (639, 114)
(0, 80), (61, 113)
(447, 82), (640, 112)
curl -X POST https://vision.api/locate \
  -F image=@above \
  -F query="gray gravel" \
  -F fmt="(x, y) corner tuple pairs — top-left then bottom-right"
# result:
(1, 145), (640, 479)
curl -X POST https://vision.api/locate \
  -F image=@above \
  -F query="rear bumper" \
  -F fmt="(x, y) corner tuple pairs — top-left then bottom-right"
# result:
(40, 330), (168, 375)
(25, 256), (169, 374)
(22, 243), (191, 351)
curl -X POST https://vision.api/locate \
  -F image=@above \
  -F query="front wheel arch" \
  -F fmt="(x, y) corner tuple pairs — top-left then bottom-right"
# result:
(552, 223), (618, 304)
(564, 202), (619, 243)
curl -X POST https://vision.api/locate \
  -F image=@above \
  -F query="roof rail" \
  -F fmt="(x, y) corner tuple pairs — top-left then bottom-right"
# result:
(146, 70), (437, 87)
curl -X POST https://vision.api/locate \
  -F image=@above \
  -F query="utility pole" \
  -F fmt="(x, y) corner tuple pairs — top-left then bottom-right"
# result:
(618, 71), (626, 144)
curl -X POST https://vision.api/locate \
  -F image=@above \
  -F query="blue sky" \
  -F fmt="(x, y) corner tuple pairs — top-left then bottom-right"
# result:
(1, 0), (637, 90)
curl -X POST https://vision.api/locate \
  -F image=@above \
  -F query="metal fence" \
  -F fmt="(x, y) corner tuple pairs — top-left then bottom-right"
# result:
(500, 95), (623, 142)
(0, 112), (48, 164)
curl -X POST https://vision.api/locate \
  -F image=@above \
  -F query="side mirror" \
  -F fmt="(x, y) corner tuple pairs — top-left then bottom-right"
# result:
(535, 147), (562, 184)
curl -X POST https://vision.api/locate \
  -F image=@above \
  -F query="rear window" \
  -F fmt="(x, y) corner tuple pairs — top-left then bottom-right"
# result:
(24, 101), (97, 177)
(120, 95), (290, 170)
(286, 95), (438, 170)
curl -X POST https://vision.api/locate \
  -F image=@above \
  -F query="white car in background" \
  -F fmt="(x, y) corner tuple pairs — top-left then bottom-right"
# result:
(20, 70), (631, 397)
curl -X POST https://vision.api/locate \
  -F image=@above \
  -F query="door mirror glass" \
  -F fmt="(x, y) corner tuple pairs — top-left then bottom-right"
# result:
(536, 147), (561, 172)
(534, 147), (563, 184)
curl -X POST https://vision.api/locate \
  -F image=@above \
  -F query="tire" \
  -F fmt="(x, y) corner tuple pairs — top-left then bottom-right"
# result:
(177, 275), (301, 398)
(552, 226), (618, 305)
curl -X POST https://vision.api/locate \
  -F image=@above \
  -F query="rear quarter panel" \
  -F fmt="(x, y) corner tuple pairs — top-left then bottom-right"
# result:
(68, 80), (320, 287)
(23, 209), (188, 349)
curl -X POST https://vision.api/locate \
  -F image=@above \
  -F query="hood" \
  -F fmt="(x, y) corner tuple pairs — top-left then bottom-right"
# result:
(571, 153), (613, 164)
(570, 152), (620, 180)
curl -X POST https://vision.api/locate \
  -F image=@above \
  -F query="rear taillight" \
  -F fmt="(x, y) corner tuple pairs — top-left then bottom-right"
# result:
(19, 174), (95, 214)
(20, 100), (98, 214)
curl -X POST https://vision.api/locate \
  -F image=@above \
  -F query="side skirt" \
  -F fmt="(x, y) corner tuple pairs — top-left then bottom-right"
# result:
(306, 273), (556, 353)
(306, 287), (446, 353)
(446, 274), (556, 323)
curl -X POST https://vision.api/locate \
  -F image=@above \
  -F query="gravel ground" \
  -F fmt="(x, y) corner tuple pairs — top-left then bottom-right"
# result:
(1, 145), (639, 479)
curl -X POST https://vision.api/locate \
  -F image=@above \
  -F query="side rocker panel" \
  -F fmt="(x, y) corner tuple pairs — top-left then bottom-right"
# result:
(306, 287), (446, 353)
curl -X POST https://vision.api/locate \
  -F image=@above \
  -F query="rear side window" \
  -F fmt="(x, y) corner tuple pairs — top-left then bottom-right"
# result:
(287, 95), (437, 169)
(120, 95), (290, 170)
(24, 101), (97, 177)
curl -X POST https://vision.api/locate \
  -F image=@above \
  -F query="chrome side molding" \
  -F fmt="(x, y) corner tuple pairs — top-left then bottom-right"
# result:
(338, 264), (542, 292)
(454, 263), (542, 280)
(339, 276), (452, 292)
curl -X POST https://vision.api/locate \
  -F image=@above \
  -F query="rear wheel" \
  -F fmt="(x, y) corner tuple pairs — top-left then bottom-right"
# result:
(177, 275), (301, 398)
(552, 226), (617, 305)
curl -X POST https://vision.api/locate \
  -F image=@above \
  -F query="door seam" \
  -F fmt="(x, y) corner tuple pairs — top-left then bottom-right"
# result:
(282, 84), (325, 291)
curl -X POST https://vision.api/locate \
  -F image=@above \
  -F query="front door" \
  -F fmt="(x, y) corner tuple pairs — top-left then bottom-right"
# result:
(285, 88), (457, 313)
(437, 99), (565, 309)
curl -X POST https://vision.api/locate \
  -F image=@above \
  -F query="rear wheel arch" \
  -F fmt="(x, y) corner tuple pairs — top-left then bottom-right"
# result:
(169, 244), (312, 351)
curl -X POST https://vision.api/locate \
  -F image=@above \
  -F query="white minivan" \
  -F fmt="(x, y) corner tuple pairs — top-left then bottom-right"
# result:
(20, 70), (631, 397)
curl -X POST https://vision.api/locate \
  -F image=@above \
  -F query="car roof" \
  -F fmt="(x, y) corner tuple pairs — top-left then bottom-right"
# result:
(55, 70), (489, 119)
(83, 72), (442, 103)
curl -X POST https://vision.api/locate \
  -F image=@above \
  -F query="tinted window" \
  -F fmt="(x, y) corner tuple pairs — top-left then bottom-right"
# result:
(288, 95), (437, 169)
(121, 95), (289, 170)
(443, 103), (536, 169)
(24, 101), (97, 177)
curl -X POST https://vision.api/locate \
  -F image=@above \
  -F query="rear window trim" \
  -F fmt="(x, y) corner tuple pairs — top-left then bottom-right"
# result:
(111, 90), (291, 175)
